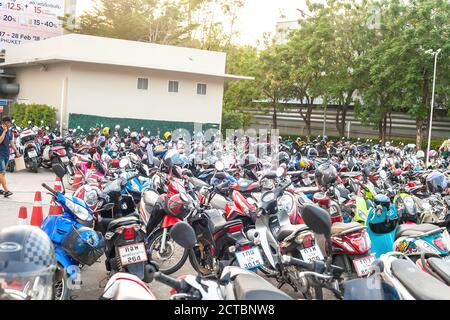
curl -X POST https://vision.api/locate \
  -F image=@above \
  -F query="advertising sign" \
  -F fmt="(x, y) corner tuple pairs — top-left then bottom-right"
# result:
(0, 0), (67, 50)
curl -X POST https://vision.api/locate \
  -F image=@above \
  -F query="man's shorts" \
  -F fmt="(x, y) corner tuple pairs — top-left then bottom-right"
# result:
(0, 156), (7, 173)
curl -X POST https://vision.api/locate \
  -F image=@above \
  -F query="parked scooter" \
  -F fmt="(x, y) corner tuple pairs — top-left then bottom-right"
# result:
(375, 252), (450, 299)
(40, 164), (105, 300)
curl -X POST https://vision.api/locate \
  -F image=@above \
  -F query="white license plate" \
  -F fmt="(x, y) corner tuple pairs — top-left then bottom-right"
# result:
(352, 255), (376, 277)
(300, 245), (324, 263)
(9, 154), (15, 160)
(235, 247), (264, 270)
(118, 243), (148, 266)
(330, 206), (337, 214)
(60, 156), (69, 163)
(28, 150), (38, 158)
(303, 177), (312, 185)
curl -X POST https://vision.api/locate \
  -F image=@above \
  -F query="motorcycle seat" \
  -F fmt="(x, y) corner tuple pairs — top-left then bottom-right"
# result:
(189, 177), (209, 190)
(210, 194), (228, 211)
(428, 257), (450, 285)
(331, 222), (366, 236)
(107, 215), (141, 231)
(395, 223), (441, 239)
(276, 224), (310, 242)
(233, 271), (293, 300)
(391, 258), (450, 300)
(235, 179), (260, 192)
(206, 210), (241, 235)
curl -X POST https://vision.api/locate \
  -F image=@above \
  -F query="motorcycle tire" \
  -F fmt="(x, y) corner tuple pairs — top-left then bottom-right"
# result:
(146, 228), (188, 275)
(302, 285), (323, 300)
(54, 264), (72, 300)
(31, 158), (38, 173)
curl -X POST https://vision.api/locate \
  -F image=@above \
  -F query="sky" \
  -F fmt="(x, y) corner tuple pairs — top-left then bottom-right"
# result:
(75, 0), (311, 46)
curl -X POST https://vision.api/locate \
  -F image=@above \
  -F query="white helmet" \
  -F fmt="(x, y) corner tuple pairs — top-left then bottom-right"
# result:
(130, 131), (139, 139)
(416, 150), (425, 159)
(140, 137), (150, 148)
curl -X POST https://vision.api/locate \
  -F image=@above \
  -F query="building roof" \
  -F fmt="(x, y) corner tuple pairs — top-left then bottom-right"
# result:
(0, 34), (253, 81)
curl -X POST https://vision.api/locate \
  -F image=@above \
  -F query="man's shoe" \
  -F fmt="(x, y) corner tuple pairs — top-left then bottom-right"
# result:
(4, 191), (13, 198)
(0, 190), (4, 195)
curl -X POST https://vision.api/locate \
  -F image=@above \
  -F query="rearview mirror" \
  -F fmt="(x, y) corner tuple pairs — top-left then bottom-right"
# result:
(301, 205), (332, 237)
(276, 167), (285, 177)
(119, 158), (129, 168)
(169, 222), (197, 249)
(52, 163), (66, 179)
(215, 161), (224, 171)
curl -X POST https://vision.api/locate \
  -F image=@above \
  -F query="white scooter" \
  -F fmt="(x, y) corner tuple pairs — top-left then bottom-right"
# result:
(376, 251), (450, 300)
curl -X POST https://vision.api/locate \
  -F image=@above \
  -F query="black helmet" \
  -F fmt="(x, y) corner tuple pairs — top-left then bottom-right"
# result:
(276, 152), (290, 165)
(0, 225), (56, 300)
(315, 163), (338, 188)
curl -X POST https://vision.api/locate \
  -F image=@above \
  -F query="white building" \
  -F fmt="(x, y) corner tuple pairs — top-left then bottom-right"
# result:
(0, 34), (252, 133)
(274, 20), (299, 44)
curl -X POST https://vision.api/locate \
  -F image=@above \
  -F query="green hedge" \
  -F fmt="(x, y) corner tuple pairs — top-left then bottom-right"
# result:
(11, 103), (56, 128)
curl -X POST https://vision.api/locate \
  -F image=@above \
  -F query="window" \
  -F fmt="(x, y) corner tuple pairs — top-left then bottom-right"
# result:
(168, 80), (179, 93)
(197, 83), (207, 95)
(137, 78), (149, 90)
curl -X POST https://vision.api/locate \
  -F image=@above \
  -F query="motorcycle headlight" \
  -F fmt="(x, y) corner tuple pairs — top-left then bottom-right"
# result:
(84, 189), (99, 207)
(65, 198), (93, 222)
(278, 194), (293, 213)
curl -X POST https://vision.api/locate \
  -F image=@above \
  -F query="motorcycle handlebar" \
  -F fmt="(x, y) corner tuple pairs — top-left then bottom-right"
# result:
(41, 183), (57, 197)
(154, 272), (188, 293)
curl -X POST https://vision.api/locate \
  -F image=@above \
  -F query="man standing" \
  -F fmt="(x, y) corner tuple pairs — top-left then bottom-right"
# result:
(0, 117), (21, 197)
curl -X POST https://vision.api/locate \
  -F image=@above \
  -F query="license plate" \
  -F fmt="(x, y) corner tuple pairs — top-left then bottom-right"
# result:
(330, 206), (337, 214)
(9, 154), (15, 160)
(118, 243), (148, 266)
(60, 156), (69, 163)
(300, 245), (324, 263)
(303, 177), (312, 185)
(28, 150), (38, 158)
(235, 247), (264, 270)
(352, 255), (376, 277)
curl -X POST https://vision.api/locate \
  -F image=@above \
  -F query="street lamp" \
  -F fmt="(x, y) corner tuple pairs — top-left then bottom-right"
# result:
(425, 48), (442, 168)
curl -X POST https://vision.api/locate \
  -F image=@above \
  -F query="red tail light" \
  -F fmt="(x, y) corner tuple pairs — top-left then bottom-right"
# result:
(303, 234), (313, 248)
(239, 244), (252, 251)
(228, 224), (243, 233)
(122, 227), (136, 240)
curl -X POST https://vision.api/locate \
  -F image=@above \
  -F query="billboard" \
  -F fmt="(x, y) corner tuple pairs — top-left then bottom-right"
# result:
(0, 0), (74, 50)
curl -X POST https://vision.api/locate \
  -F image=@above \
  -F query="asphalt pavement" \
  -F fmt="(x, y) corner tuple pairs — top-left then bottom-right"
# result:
(0, 169), (330, 300)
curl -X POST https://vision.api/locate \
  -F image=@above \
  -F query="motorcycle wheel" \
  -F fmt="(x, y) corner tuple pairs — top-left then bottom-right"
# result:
(54, 265), (72, 300)
(31, 158), (38, 173)
(146, 228), (188, 275)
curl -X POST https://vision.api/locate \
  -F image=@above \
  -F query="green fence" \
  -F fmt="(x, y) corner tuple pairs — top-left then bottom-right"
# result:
(68, 113), (219, 136)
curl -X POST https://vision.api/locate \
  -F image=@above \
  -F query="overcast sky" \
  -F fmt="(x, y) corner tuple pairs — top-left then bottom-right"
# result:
(76, 0), (311, 46)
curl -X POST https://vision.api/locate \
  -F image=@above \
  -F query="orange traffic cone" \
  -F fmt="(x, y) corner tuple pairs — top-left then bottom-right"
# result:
(30, 192), (44, 227)
(48, 177), (63, 216)
(71, 169), (83, 191)
(18, 207), (28, 225)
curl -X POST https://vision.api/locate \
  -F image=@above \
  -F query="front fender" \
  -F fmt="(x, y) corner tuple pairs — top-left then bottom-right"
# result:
(255, 218), (277, 268)
(55, 246), (79, 280)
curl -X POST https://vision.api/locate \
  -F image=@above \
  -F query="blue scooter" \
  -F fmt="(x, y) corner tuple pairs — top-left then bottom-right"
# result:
(366, 194), (399, 258)
(40, 164), (105, 300)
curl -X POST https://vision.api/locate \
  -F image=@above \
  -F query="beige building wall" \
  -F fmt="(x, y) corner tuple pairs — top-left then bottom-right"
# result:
(13, 63), (68, 122)
(66, 63), (224, 124)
